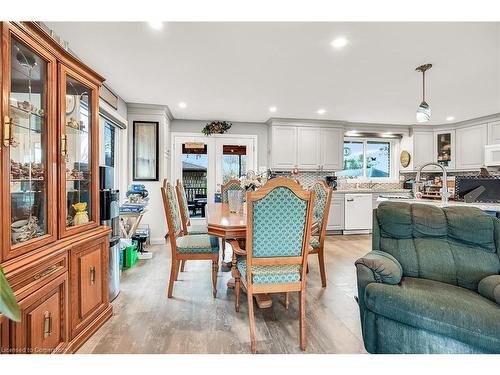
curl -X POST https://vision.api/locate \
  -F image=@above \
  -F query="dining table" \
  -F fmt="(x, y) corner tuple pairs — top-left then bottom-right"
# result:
(205, 202), (273, 308)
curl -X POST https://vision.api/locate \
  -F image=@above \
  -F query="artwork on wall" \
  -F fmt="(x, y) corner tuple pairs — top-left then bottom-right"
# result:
(133, 121), (159, 181)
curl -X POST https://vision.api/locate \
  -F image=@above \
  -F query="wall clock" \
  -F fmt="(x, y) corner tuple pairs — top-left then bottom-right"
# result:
(400, 150), (411, 168)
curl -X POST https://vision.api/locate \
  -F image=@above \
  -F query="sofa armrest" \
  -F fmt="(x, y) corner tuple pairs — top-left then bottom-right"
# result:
(478, 275), (500, 305)
(355, 250), (403, 285)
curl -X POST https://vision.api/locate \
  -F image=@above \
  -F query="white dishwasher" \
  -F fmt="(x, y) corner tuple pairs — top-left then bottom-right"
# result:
(344, 193), (373, 233)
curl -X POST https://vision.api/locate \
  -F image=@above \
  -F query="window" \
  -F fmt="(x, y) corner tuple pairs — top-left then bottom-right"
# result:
(104, 122), (115, 167)
(222, 145), (247, 182)
(337, 139), (392, 179)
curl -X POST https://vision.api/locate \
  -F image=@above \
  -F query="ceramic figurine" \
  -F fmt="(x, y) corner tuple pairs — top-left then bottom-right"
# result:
(72, 202), (89, 225)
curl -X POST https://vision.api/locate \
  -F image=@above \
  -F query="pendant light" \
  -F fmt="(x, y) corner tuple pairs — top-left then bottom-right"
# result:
(415, 63), (432, 123)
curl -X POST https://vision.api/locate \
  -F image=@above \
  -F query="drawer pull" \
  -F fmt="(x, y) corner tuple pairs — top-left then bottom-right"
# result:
(43, 311), (52, 338)
(33, 265), (59, 281)
(90, 266), (96, 285)
(346, 198), (354, 202)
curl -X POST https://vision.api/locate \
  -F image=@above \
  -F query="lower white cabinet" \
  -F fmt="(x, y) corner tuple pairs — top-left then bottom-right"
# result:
(344, 194), (372, 231)
(456, 124), (487, 169)
(327, 193), (344, 231)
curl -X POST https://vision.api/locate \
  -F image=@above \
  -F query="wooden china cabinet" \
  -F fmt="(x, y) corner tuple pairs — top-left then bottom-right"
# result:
(0, 22), (112, 354)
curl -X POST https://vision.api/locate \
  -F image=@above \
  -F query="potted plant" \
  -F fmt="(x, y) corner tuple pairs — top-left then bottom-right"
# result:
(0, 265), (21, 322)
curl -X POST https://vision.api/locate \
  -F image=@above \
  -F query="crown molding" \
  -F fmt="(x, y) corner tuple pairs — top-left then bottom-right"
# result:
(127, 102), (173, 120)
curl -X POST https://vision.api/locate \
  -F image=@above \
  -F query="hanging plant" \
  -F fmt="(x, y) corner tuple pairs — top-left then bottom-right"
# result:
(202, 120), (232, 136)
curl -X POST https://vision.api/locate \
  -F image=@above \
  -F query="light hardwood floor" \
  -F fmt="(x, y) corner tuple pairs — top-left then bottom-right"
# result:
(78, 234), (371, 354)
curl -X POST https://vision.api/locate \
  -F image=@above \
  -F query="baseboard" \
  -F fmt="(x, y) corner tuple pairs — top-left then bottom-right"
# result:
(64, 304), (113, 353)
(342, 229), (372, 235)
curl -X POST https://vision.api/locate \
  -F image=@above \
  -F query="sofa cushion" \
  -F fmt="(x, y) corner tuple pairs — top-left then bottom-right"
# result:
(364, 277), (500, 353)
(176, 234), (219, 254)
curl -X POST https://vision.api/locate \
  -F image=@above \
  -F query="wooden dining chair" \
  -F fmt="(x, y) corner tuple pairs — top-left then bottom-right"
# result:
(309, 180), (333, 287)
(161, 181), (219, 298)
(229, 177), (315, 353)
(220, 179), (245, 261)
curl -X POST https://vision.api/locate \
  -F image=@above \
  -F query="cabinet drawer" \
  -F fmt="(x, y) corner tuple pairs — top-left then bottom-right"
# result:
(69, 237), (108, 338)
(11, 273), (68, 354)
(0, 315), (9, 354)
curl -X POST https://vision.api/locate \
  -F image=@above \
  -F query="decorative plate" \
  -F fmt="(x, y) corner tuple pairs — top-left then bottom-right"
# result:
(400, 150), (411, 168)
(65, 95), (76, 115)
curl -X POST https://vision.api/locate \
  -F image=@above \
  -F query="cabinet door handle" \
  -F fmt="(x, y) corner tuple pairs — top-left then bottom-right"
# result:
(43, 311), (52, 338)
(90, 266), (96, 285)
(346, 198), (354, 202)
(61, 134), (67, 157)
(3, 116), (12, 147)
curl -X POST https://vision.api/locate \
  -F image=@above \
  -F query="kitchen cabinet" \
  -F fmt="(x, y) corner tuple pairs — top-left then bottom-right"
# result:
(456, 124), (487, 169)
(270, 123), (344, 171)
(297, 127), (321, 169)
(0, 315), (8, 353)
(320, 128), (343, 170)
(344, 194), (372, 231)
(434, 130), (455, 169)
(69, 236), (108, 339)
(0, 22), (111, 354)
(412, 130), (434, 170)
(270, 126), (297, 169)
(487, 121), (500, 145)
(327, 193), (344, 231)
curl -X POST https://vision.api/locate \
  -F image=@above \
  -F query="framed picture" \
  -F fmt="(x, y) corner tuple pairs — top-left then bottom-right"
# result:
(133, 121), (159, 181)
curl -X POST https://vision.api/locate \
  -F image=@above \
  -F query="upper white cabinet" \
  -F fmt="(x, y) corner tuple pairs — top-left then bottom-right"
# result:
(456, 124), (487, 169)
(269, 123), (343, 171)
(412, 130), (434, 169)
(270, 126), (298, 169)
(487, 121), (500, 145)
(320, 128), (344, 170)
(297, 127), (321, 169)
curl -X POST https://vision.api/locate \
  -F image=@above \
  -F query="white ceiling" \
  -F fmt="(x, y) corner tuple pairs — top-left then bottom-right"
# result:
(47, 22), (500, 125)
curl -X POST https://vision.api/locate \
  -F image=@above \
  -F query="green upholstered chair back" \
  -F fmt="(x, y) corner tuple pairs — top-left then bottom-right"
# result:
(250, 184), (310, 258)
(161, 182), (182, 236)
(373, 202), (500, 291)
(221, 179), (245, 203)
(310, 180), (332, 233)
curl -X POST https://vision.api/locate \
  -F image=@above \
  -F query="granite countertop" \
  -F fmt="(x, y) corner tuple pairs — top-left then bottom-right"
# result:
(334, 188), (411, 194)
(377, 197), (500, 212)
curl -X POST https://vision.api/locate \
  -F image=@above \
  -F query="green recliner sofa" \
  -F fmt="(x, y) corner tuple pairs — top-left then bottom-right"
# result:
(355, 201), (500, 354)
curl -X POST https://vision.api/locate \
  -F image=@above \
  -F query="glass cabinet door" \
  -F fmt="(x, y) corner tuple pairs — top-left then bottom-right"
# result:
(59, 65), (99, 237)
(1, 28), (57, 260)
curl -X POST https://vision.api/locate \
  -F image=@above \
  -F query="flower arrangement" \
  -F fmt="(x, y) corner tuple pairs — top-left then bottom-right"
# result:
(202, 120), (232, 136)
(240, 170), (264, 191)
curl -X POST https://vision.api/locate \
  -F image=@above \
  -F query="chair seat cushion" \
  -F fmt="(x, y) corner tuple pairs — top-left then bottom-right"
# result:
(310, 237), (320, 249)
(176, 235), (219, 254)
(365, 277), (500, 353)
(187, 223), (208, 235)
(237, 258), (301, 284)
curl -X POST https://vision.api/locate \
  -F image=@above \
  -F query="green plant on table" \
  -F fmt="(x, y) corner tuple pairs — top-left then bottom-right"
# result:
(0, 265), (20, 321)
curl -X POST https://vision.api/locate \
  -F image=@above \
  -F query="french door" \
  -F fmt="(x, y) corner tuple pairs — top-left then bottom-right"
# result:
(171, 133), (256, 217)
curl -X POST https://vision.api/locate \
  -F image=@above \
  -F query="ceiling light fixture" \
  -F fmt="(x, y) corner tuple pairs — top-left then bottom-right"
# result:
(317, 108), (326, 115)
(178, 102), (187, 109)
(331, 36), (348, 49)
(148, 21), (163, 30)
(269, 106), (277, 113)
(446, 116), (455, 121)
(415, 63), (432, 123)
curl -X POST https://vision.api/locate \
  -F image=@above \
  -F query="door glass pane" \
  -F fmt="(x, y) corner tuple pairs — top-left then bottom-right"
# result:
(366, 141), (390, 177)
(64, 76), (92, 228)
(222, 145), (247, 183)
(9, 36), (48, 245)
(181, 143), (207, 218)
(338, 141), (364, 177)
(437, 133), (452, 167)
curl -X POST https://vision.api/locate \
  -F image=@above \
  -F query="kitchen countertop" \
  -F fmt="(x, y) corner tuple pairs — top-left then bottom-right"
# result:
(377, 197), (500, 212)
(333, 188), (411, 194)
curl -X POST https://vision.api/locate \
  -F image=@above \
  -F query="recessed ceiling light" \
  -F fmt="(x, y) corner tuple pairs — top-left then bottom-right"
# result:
(148, 21), (163, 30)
(330, 36), (348, 49)
(446, 116), (455, 121)
(269, 106), (277, 113)
(317, 108), (326, 115)
(178, 102), (187, 109)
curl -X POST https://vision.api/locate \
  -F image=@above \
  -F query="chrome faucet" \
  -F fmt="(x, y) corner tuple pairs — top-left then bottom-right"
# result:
(414, 162), (449, 203)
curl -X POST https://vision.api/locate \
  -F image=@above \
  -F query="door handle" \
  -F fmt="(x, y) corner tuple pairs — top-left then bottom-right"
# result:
(90, 266), (96, 285)
(61, 134), (67, 157)
(3, 116), (12, 147)
(43, 311), (52, 338)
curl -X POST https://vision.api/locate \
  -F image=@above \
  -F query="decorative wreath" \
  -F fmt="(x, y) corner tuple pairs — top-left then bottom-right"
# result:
(201, 120), (232, 136)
